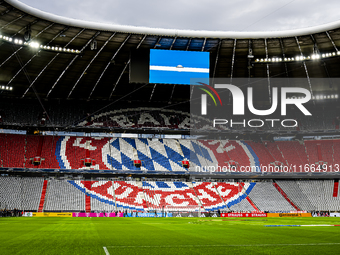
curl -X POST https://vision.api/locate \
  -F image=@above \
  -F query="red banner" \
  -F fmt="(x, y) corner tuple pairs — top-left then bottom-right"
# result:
(221, 212), (267, 217)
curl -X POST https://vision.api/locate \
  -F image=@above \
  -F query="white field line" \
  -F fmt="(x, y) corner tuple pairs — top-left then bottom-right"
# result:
(150, 65), (209, 73)
(105, 243), (340, 248)
(103, 246), (110, 255)
(300, 225), (335, 227)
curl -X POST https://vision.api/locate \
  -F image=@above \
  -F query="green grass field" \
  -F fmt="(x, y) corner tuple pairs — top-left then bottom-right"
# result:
(0, 217), (340, 254)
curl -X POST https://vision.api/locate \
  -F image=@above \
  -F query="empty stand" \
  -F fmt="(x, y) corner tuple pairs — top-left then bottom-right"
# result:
(0, 177), (44, 211)
(275, 180), (315, 211)
(1, 178), (340, 213)
(0, 134), (26, 168)
(0, 100), (338, 132)
(273, 182), (300, 211)
(248, 182), (295, 212)
(276, 141), (309, 171)
(2, 134), (340, 174)
(305, 140), (335, 168)
(44, 179), (85, 211)
(296, 180), (340, 211)
(320, 140), (335, 166)
(247, 141), (274, 167)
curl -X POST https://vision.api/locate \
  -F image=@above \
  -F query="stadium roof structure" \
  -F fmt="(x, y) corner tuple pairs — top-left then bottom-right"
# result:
(1, 0), (340, 104)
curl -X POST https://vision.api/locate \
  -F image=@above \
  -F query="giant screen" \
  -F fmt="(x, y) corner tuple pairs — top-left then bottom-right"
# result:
(149, 49), (210, 85)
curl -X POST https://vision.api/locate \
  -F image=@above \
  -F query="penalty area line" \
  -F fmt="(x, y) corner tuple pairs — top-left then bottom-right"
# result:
(103, 247), (110, 255)
(105, 243), (340, 248)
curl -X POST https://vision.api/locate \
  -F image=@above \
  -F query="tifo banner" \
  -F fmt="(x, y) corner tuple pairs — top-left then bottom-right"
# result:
(221, 213), (267, 217)
(56, 137), (193, 172)
(72, 212), (124, 217)
(69, 180), (252, 212)
(33, 212), (72, 217)
(267, 213), (312, 217)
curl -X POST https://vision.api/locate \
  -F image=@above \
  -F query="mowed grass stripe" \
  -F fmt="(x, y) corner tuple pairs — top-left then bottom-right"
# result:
(0, 217), (339, 255)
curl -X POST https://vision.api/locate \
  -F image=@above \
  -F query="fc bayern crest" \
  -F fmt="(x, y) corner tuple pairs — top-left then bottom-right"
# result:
(55, 136), (111, 170)
(55, 137), (260, 172)
(194, 140), (260, 172)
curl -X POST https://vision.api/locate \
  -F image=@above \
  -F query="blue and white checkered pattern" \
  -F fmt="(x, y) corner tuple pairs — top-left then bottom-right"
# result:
(102, 138), (218, 171)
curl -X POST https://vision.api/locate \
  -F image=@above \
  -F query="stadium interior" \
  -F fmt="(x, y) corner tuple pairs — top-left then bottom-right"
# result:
(1, 0), (340, 216)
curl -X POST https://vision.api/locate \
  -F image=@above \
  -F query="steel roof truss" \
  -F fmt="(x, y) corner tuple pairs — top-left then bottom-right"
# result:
(88, 33), (133, 99)
(67, 32), (116, 98)
(46, 30), (99, 98)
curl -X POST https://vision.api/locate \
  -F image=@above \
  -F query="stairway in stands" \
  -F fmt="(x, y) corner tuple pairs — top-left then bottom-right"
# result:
(33, 136), (45, 168)
(317, 143), (323, 161)
(263, 144), (276, 163)
(333, 180), (339, 197)
(37, 136), (44, 158)
(38, 180), (48, 212)
(239, 182), (259, 211)
(245, 196), (259, 211)
(83, 181), (92, 212)
(273, 182), (300, 211)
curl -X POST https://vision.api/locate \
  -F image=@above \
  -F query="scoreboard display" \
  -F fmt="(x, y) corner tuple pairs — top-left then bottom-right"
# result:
(149, 49), (210, 85)
(130, 49), (210, 85)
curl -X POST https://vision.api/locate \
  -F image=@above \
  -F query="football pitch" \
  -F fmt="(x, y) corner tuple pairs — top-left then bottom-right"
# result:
(0, 217), (339, 254)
